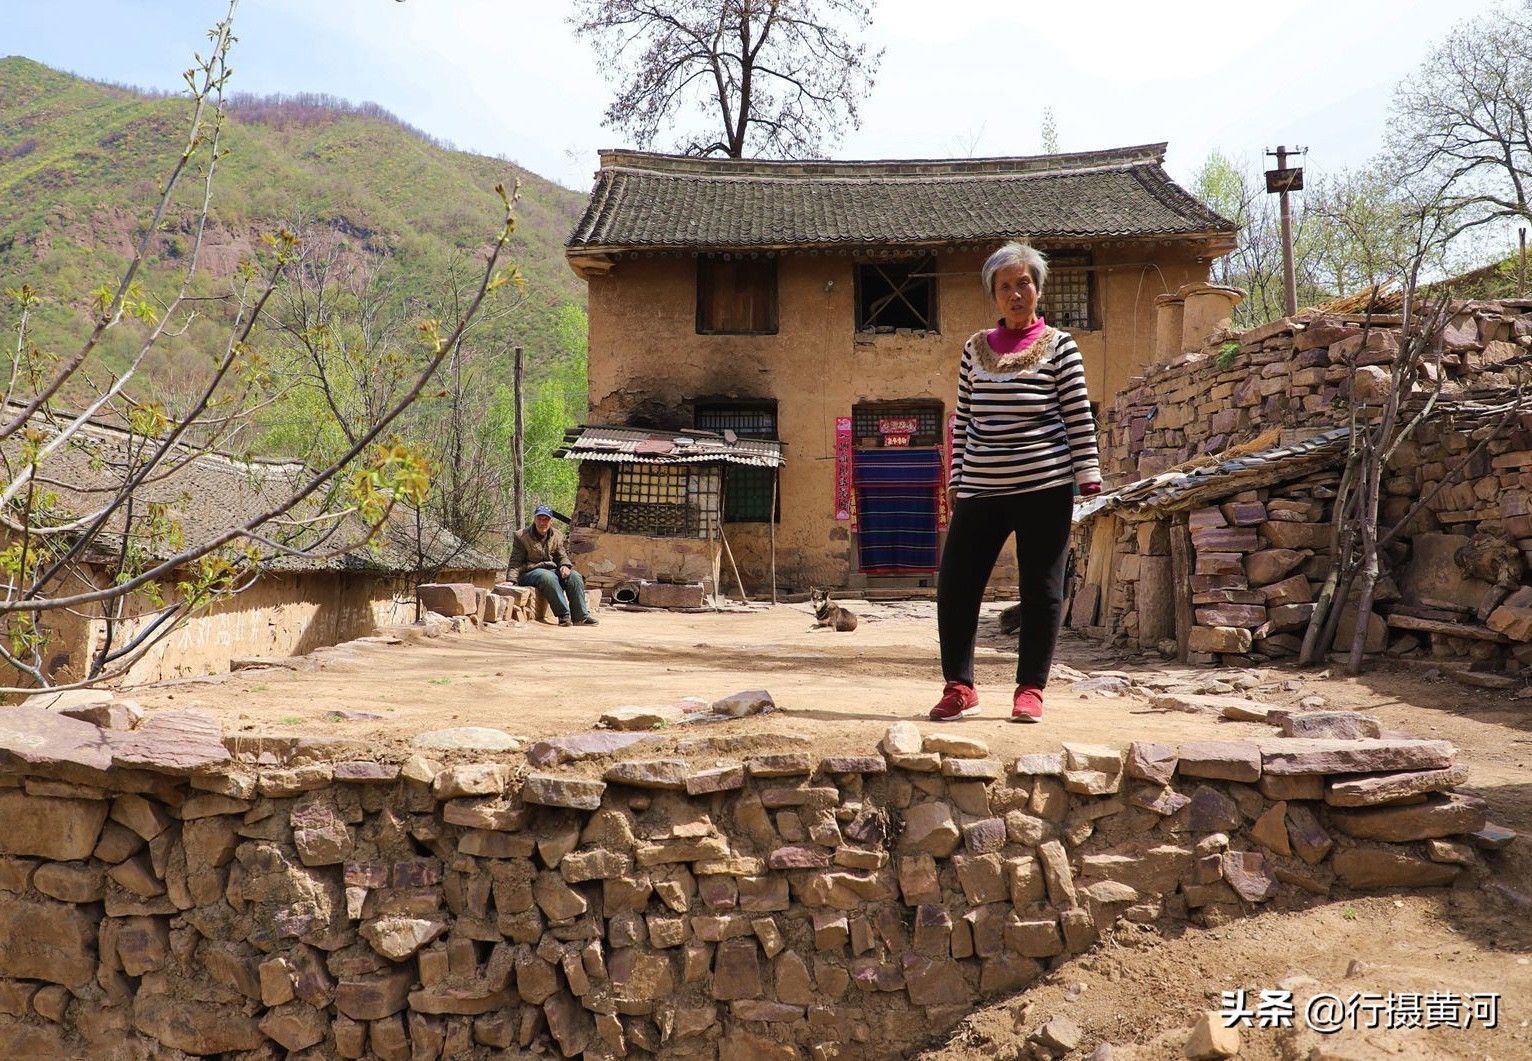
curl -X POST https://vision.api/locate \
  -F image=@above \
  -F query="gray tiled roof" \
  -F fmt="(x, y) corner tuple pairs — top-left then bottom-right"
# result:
(11, 410), (500, 575)
(567, 144), (1235, 253)
(556, 424), (785, 468)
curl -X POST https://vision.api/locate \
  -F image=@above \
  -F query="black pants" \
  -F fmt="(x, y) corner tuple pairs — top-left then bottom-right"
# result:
(938, 484), (1074, 688)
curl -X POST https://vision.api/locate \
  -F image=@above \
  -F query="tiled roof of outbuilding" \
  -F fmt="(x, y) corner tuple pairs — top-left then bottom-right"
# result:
(9, 409), (502, 576)
(566, 144), (1235, 254)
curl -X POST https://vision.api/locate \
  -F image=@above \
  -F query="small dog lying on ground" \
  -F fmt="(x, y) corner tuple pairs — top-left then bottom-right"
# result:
(809, 588), (859, 631)
(999, 602), (1022, 635)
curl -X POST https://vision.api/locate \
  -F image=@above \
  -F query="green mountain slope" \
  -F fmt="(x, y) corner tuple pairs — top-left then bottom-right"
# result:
(0, 55), (589, 409)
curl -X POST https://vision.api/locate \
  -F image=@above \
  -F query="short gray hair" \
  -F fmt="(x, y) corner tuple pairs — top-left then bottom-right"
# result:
(981, 241), (1048, 297)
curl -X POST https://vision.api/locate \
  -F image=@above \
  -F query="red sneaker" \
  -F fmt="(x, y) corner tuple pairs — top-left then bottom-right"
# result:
(929, 681), (979, 722)
(1011, 685), (1044, 723)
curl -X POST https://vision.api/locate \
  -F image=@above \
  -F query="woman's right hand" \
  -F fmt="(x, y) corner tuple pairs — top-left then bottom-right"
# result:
(946, 486), (958, 511)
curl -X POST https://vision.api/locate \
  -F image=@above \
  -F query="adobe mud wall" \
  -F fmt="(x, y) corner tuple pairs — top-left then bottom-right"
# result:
(32, 568), (500, 690)
(582, 245), (1209, 592)
(0, 704), (1505, 1059)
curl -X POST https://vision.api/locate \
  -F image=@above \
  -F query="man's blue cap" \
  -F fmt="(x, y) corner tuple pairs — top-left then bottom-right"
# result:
(534, 505), (554, 518)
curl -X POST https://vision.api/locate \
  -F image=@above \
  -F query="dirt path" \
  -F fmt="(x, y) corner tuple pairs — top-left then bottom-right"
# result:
(124, 601), (1532, 1055)
(128, 602), (1299, 760)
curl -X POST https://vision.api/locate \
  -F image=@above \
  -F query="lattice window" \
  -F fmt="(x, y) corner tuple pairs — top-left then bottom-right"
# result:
(697, 255), (778, 334)
(856, 256), (938, 332)
(695, 403), (779, 523)
(1040, 253), (1097, 331)
(609, 463), (722, 538)
(852, 402), (944, 448)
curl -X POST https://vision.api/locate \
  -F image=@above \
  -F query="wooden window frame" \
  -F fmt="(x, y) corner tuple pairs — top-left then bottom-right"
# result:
(608, 463), (722, 539)
(696, 254), (779, 335)
(854, 255), (940, 333)
(1040, 251), (1100, 332)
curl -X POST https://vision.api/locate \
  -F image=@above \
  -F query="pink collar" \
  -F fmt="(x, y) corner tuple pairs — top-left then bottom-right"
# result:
(986, 315), (1048, 354)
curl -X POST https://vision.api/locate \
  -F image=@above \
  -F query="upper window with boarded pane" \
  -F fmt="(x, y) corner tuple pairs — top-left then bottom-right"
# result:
(856, 256), (938, 333)
(697, 255), (778, 334)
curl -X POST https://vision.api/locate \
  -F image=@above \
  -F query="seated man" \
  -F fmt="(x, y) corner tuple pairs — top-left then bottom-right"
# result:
(510, 505), (597, 627)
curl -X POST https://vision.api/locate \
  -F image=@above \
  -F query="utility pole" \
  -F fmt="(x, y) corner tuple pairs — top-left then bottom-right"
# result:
(1265, 145), (1305, 316)
(1519, 228), (1527, 297)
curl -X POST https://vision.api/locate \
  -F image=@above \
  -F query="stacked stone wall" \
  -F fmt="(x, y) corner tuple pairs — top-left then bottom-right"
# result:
(1093, 301), (1532, 671)
(0, 706), (1504, 1059)
(1092, 472), (1342, 665)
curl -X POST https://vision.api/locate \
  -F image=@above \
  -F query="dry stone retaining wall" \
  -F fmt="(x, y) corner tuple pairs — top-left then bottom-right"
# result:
(1105, 301), (1532, 484)
(1091, 301), (1532, 670)
(0, 705), (1507, 1059)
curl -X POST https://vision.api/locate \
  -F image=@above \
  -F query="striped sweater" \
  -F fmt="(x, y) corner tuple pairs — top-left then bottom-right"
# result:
(949, 327), (1101, 498)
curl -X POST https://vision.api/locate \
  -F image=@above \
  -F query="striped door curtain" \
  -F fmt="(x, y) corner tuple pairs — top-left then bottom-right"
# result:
(853, 448), (942, 574)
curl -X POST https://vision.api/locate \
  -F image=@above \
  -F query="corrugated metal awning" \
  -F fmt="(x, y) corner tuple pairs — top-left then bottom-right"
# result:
(556, 424), (785, 468)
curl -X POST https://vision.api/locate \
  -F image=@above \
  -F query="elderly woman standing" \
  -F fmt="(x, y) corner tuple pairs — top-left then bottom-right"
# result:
(930, 242), (1102, 724)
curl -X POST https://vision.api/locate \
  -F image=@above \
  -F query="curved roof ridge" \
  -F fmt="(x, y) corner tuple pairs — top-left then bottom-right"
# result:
(593, 143), (1170, 180)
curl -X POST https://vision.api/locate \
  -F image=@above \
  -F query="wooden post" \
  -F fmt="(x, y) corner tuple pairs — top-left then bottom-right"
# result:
(769, 469), (778, 605)
(512, 345), (525, 530)
(1169, 514), (1194, 663)
(720, 525), (749, 603)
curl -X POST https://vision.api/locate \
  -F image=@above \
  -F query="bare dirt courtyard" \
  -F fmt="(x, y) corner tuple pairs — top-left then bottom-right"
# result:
(125, 601), (1532, 1058)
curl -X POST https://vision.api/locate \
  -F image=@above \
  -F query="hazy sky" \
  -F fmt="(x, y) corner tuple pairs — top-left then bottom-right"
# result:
(1, 0), (1497, 196)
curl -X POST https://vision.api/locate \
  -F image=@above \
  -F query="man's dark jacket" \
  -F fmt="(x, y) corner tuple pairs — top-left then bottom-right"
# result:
(509, 523), (572, 578)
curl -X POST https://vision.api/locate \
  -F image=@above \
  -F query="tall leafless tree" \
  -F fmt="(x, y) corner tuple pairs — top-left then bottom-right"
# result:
(1389, 1), (1532, 245)
(0, 0), (523, 691)
(570, 0), (883, 158)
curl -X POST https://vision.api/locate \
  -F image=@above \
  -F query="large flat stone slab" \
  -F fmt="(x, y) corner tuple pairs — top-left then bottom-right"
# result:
(527, 732), (662, 767)
(1324, 765), (1468, 807)
(111, 710), (229, 776)
(0, 705), (114, 778)
(1259, 739), (1454, 776)
(412, 728), (520, 752)
(1327, 793), (1487, 842)
(1149, 693), (1280, 719)
(1332, 848), (1460, 889)
(1176, 741), (1261, 782)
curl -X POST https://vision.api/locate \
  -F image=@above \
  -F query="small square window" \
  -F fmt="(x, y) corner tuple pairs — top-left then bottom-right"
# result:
(856, 256), (938, 332)
(697, 255), (778, 334)
(1041, 253), (1097, 331)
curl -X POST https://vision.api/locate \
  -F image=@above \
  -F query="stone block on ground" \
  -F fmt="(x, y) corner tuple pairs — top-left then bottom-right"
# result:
(417, 583), (478, 617)
(711, 690), (776, 717)
(1280, 711), (1382, 740)
(1185, 1012), (1240, 1059)
(637, 581), (707, 609)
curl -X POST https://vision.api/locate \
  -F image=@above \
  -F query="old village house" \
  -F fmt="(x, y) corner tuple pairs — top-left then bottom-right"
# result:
(562, 145), (1236, 594)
